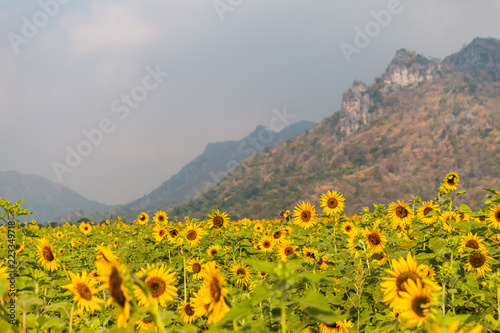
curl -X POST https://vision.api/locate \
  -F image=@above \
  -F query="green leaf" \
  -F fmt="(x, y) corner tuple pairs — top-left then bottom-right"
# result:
(484, 188), (499, 194)
(302, 307), (344, 325)
(251, 285), (270, 305)
(243, 259), (275, 274)
(298, 290), (331, 313)
(456, 191), (468, 197)
(214, 300), (253, 326)
(429, 237), (446, 252)
(458, 204), (472, 213)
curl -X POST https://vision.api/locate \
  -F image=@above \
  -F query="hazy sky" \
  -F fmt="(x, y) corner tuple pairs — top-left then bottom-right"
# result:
(1, 0), (499, 205)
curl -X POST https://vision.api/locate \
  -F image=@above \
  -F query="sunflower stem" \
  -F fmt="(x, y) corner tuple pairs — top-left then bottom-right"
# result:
(442, 281), (446, 316)
(68, 304), (74, 333)
(182, 252), (187, 303)
(281, 283), (287, 333)
(497, 285), (500, 323)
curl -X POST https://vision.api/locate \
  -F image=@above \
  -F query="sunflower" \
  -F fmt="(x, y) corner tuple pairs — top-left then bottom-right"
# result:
(95, 245), (119, 268)
(320, 190), (346, 216)
(341, 221), (356, 236)
(55, 231), (64, 239)
(380, 252), (441, 306)
(187, 258), (205, 280)
(135, 313), (156, 332)
(466, 250), (492, 277)
(253, 223), (264, 234)
(440, 211), (459, 232)
(416, 201), (440, 224)
(153, 225), (168, 242)
(388, 200), (414, 227)
(443, 172), (459, 191)
(458, 233), (486, 253)
(292, 202), (317, 229)
(73, 309), (83, 323)
(302, 246), (318, 263)
(166, 227), (180, 244)
(153, 211), (168, 225)
(137, 212), (149, 225)
(392, 279), (433, 328)
(208, 210), (229, 229)
(207, 244), (221, 257)
(317, 255), (332, 271)
(36, 238), (60, 271)
(319, 319), (354, 333)
(134, 263), (177, 308)
(364, 229), (387, 253)
(346, 228), (364, 259)
(228, 262), (252, 288)
(178, 301), (197, 324)
(258, 237), (274, 252)
(372, 252), (388, 266)
(257, 271), (268, 279)
(278, 241), (298, 262)
(488, 204), (500, 229)
(95, 257), (131, 328)
(79, 222), (92, 235)
(63, 270), (103, 313)
(14, 243), (24, 254)
(191, 261), (230, 324)
(183, 223), (207, 247)
(272, 229), (285, 243)
(58, 248), (65, 256)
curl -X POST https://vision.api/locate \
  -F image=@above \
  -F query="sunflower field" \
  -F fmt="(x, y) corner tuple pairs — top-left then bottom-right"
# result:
(1, 173), (500, 332)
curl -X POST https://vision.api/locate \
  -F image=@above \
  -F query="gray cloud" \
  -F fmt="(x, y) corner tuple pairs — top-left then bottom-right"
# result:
(1, 0), (499, 205)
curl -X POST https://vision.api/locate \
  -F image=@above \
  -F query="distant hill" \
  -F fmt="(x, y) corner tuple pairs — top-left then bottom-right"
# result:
(168, 37), (500, 220)
(0, 171), (114, 223)
(102, 121), (315, 221)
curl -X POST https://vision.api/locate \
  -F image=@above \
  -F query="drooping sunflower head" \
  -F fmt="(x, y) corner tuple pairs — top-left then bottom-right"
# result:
(14, 243), (24, 253)
(98, 261), (131, 328)
(440, 211), (458, 232)
(166, 227), (180, 244)
(36, 238), (60, 271)
(301, 246), (318, 263)
(153, 211), (168, 225)
(292, 201), (317, 229)
(208, 210), (229, 229)
(443, 172), (459, 191)
(135, 312), (156, 332)
(320, 190), (346, 216)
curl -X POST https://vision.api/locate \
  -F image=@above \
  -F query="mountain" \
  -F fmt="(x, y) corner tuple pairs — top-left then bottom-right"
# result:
(168, 37), (500, 220)
(103, 121), (315, 220)
(0, 171), (114, 223)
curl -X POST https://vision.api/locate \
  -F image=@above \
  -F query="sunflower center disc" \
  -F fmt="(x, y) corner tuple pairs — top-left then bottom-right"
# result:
(273, 231), (282, 239)
(76, 282), (93, 301)
(411, 295), (430, 317)
(42, 246), (55, 261)
(109, 267), (126, 307)
(170, 229), (178, 237)
(423, 207), (433, 216)
(327, 198), (338, 209)
(496, 211), (500, 221)
(465, 240), (479, 249)
(210, 249), (218, 256)
(236, 268), (246, 276)
(147, 277), (166, 297)
(395, 206), (409, 218)
(368, 233), (381, 245)
(185, 304), (195, 316)
(469, 253), (486, 268)
(159, 230), (165, 237)
(326, 322), (340, 328)
(192, 263), (201, 273)
(187, 230), (197, 241)
(285, 247), (294, 255)
(210, 279), (221, 302)
(395, 271), (420, 292)
(213, 216), (224, 227)
(263, 241), (271, 248)
(301, 211), (311, 222)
